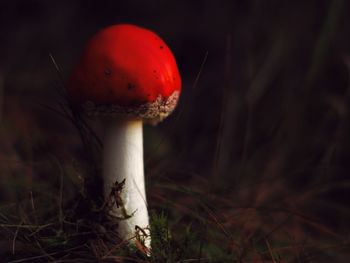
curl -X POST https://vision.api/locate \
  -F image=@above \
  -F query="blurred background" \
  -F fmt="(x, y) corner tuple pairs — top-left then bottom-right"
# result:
(1, 0), (350, 261)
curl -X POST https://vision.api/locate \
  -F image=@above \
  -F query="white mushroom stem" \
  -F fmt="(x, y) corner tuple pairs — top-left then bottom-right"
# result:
(103, 117), (150, 247)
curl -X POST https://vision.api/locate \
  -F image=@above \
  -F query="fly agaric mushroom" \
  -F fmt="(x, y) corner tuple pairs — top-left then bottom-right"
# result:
(68, 24), (181, 247)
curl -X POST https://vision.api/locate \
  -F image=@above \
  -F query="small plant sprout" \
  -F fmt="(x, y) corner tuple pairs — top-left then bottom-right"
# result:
(68, 24), (181, 248)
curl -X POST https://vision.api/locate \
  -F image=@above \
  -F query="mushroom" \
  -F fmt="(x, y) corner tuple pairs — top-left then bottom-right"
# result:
(68, 24), (181, 247)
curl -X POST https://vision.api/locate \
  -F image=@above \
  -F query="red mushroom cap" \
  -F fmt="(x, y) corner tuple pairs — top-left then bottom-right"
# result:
(68, 24), (181, 123)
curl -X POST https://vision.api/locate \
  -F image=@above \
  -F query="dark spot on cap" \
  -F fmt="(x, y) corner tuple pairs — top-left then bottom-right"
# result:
(147, 94), (151, 96)
(160, 46), (163, 49)
(105, 68), (111, 75)
(161, 97), (167, 106)
(127, 83), (135, 90)
(153, 69), (156, 73)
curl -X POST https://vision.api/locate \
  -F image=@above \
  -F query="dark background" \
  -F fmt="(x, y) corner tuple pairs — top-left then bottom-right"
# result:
(1, 0), (350, 260)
